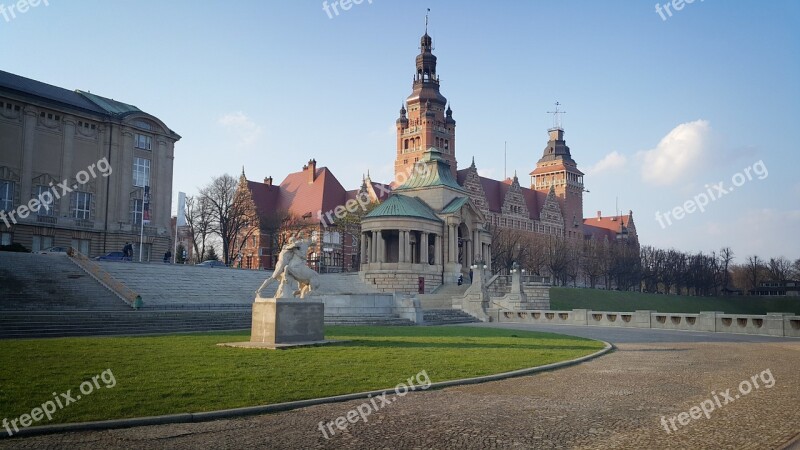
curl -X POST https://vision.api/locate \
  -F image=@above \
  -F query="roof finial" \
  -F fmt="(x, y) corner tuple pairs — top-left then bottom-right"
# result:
(547, 101), (566, 130)
(425, 8), (430, 34)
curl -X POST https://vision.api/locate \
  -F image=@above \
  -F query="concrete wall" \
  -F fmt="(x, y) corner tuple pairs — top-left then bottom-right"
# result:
(491, 308), (800, 338)
(315, 293), (424, 324)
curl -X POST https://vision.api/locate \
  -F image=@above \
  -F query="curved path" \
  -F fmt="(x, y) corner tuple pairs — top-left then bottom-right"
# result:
(2, 324), (798, 449)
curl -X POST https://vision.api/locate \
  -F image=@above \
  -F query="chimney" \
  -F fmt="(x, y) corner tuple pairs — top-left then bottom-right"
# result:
(307, 158), (317, 183)
(264, 176), (273, 186)
(596, 210), (602, 221)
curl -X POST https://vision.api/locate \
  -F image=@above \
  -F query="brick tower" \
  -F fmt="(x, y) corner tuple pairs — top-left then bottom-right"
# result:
(530, 104), (585, 238)
(395, 28), (457, 180)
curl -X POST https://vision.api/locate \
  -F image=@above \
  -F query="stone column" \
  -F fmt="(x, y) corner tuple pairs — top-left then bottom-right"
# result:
(399, 229), (406, 263)
(434, 234), (442, 265)
(448, 224), (456, 262)
(121, 131), (135, 226)
(370, 231), (376, 263)
(20, 108), (38, 213)
(473, 230), (480, 263)
(61, 118), (77, 214)
(420, 232), (428, 265)
(487, 245), (492, 271)
(376, 230), (383, 263)
(360, 232), (367, 265)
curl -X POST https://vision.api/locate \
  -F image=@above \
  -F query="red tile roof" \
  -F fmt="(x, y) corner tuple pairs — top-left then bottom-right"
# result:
(457, 168), (545, 220)
(582, 214), (627, 241)
(247, 164), (349, 220)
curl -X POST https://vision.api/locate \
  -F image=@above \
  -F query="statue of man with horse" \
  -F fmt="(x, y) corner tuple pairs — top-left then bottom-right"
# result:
(255, 237), (320, 299)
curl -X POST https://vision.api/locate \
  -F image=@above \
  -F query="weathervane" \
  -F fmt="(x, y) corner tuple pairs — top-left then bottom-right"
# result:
(425, 8), (430, 34)
(547, 101), (566, 130)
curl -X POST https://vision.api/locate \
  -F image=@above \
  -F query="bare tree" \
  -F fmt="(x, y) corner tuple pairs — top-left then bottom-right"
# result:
(184, 195), (212, 264)
(767, 256), (792, 283)
(489, 226), (529, 274)
(718, 247), (735, 294)
(581, 238), (605, 289)
(200, 174), (258, 266)
(745, 255), (764, 294)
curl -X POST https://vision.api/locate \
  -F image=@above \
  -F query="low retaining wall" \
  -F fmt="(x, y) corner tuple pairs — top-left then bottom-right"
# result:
(315, 294), (424, 324)
(490, 308), (800, 338)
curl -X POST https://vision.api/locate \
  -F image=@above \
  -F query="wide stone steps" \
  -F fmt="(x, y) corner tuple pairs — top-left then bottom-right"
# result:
(0, 310), (251, 339)
(423, 309), (481, 325)
(0, 253), (130, 310)
(0, 309), (415, 339)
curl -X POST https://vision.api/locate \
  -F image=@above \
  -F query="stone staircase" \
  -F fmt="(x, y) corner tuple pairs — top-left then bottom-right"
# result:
(0, 253), (130, 311)
(0, 310), (251, 339)
(95, 263), (380, 308)
(324, 315), (414, 326)
(423, 309), (482, 325)
(417, 283), (470, 310)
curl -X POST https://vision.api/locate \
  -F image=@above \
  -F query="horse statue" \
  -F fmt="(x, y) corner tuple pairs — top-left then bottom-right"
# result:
(255, 238), (320, 299)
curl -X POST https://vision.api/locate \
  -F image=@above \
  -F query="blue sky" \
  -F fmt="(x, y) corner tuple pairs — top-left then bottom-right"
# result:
(2, 0), (798, 261)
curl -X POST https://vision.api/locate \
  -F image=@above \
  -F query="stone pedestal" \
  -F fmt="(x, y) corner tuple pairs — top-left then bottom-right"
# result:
(251, 298), (324, 345)
(219, 298), (332, 350)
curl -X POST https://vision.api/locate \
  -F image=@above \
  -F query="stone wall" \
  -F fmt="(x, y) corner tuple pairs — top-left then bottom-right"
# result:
(360, 270), (442, 294)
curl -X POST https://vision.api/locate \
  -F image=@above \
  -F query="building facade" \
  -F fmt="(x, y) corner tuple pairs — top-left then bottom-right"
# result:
(239, 28), (639, 292)
(0, 70), (180, 259)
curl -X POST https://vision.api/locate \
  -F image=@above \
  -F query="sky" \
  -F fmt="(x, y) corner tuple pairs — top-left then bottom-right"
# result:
(2, 0), (799, 261)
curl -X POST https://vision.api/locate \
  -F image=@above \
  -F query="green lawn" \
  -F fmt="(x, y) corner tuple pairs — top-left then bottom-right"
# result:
(0, 326), (603, 425)
(550, 287), (800, 314)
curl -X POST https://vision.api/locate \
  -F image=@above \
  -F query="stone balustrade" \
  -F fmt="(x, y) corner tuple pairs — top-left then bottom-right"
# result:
(490, 308), (800, 338)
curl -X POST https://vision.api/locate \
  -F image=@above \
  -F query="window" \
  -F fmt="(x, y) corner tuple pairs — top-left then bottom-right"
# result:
(323, 231), (340, 244)
(71, 192), (91, 219)
(70, 239), (90, 256)
(31, 235), (54, 252)
(131, 199), (143, 224)
(35, 186), (55, 216)
(259, 247), (268, 256)
(134, 134), (152, 150)
(133, 157), (150, 187)
(0, 180), (13, 211)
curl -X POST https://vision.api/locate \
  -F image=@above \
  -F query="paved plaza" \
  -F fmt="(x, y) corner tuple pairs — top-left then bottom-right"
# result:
(2, 324), (798, 450)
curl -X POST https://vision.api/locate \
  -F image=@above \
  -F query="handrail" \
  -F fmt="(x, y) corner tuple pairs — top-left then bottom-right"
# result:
(68, 251), (138, 308)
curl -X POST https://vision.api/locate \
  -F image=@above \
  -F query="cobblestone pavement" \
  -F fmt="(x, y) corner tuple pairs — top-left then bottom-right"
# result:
(2, 325), (798, 450)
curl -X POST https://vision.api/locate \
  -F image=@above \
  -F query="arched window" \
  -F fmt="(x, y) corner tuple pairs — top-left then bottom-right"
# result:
(404, 139), (409, 150)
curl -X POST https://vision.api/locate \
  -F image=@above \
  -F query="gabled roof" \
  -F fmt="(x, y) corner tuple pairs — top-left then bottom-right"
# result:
(457, 167), (544, 221)
(247, 180), (281, 216)
(364, 194), (442, 222)
(279, 167), (347, 217)
(441, 196), (469, 214)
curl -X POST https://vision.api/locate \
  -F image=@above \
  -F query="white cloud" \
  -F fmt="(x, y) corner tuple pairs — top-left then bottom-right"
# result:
(638, 119), (711, 186)
(217, 112), (263, 148)
(586, 151), (627, 175)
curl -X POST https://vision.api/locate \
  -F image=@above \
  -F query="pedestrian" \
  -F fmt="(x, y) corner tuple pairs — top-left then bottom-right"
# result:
(163, 250), (172, 263)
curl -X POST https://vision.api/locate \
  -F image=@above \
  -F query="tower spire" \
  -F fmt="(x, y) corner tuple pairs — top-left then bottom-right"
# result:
(547, 101), (566, 130)
(425, 8), (430, 34)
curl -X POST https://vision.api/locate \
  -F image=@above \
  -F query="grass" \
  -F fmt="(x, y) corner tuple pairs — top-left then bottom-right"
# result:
(550, 287), (800, 314)
(0, 326), (603, 425)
